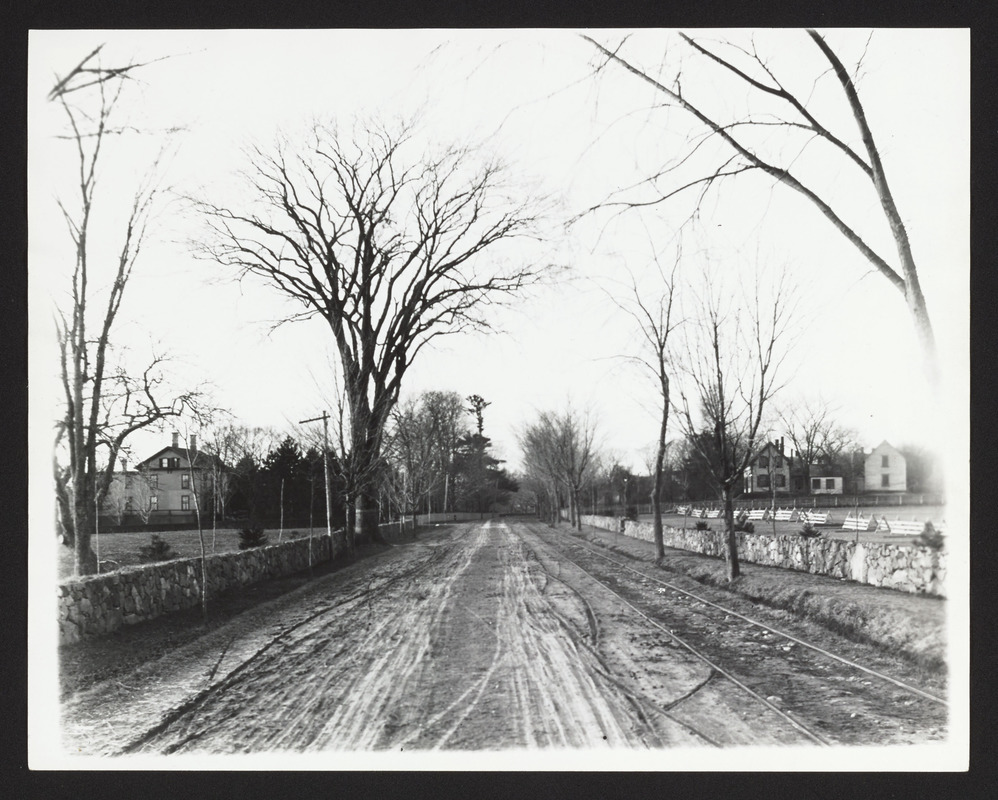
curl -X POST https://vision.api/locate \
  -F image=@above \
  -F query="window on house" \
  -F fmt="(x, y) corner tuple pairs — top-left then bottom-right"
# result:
(826, 478), (835, 490)
(775, 474), (786, 488)
(881, 474), (890, 488)
(149, 475), (158, 488)
(160, 458), (169, 468)
(181, 495), (190, 510)
(881, 455), (889, 468)
(758, 456), (769, 468)
(812, 478), (821, 490)
(757, 474), (770, 488)
(775, 457), (783, 468)
(181, 473), (190, 489)
(149, 496), (158, 511)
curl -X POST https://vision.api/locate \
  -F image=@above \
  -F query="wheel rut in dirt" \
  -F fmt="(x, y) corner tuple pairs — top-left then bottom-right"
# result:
(61, 519), (943, 756)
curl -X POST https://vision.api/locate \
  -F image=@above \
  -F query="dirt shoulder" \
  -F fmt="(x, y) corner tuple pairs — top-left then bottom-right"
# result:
(571, 522), (947, 672)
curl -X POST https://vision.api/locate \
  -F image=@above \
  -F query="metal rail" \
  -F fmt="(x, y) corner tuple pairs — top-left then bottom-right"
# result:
(519, 525), (833, 746)
(548, 526), (948, 708)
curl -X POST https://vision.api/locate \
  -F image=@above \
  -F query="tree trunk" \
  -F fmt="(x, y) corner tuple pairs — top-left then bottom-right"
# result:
(73, 489), (98, 575)
(652, 415), (667, 563)
(192, 477), (208, 619)
(652, 469), (664, 563)
(723, 484), (739, 581)
(344, 493), (356, 552)
(356, 490), (382, 544)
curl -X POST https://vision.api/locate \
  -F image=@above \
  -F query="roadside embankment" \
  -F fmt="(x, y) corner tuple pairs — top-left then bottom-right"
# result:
(573, 521), (947, 672)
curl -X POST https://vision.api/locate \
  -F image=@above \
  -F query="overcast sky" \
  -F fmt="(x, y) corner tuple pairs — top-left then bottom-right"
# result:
(28, 29), (968, 480)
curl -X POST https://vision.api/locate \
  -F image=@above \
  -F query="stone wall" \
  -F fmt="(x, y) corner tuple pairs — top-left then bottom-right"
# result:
(415, 512), (487, 525)
(579, 514), (624, 533)
(578, 515), (946, 597)
(59, 519), (425, 643)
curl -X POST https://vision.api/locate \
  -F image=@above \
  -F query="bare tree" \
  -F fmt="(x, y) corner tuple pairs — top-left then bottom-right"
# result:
(608, 249), (680, 562)
(181, 423), (210, 618)
(130, 470), (155, 525)
(582, 31), (939, 389)
(519, 406), (599, 531)
(194, 419), (241, 552)
(102, 469), (131, 526)
(49, 46), (196, 575)
(195, 116), (549, 545)
(383, 394), (444, 528)
(672, 264), (798, 581)
(423, 390), (468, 514)
(296, 363), (381, 550)
(518, 417), (562, 527)
(780, 396), (855, 496)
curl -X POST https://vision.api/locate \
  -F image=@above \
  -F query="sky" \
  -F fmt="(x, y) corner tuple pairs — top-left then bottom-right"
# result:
(28, 29), (968, 482)
(26, 28), (970, 772)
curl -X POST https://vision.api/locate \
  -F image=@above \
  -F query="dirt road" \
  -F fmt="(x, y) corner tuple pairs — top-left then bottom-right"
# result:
(59, 520), (945, 756)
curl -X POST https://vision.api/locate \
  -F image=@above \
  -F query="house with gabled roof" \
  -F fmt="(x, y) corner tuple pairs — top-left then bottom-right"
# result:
(743, 440), (796, 496)
(860, 440), (907, 493)
(131, 432), (225, 523)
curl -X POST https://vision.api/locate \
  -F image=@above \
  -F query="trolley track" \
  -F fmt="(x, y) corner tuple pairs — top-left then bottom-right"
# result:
(520, 522), (948, 744)
(517, 524), (833, 746)
(543, 524), (946, 705)
(61, 519), (947, 756)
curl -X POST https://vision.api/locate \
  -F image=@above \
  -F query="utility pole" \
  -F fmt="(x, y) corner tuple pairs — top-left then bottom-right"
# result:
(300, 412), (333, 569)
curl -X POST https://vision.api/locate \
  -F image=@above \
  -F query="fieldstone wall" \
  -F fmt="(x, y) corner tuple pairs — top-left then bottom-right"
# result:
(58, 530), (347, 644)
(415, 512), (487, 525)
(578, 514), (625, 533)
(578, 515), (945, 597)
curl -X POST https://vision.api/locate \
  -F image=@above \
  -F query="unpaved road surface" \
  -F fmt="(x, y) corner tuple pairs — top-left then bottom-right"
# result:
(60, 520), (946, 755)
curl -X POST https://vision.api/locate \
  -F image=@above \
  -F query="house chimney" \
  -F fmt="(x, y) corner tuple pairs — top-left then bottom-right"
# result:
(172, 431), (179, 448)
(190, 434), (197, 451)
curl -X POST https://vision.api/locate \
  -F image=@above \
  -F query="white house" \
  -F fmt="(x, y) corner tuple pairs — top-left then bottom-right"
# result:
(809, 476), (844, 495)
(863, 440), (907, 493)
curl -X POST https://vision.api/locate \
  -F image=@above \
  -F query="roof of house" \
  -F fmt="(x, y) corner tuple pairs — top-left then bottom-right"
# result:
(137, 445), (225, 470)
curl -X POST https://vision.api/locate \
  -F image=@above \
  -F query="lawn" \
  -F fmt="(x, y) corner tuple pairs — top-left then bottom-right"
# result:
(57, 526), (324, 581)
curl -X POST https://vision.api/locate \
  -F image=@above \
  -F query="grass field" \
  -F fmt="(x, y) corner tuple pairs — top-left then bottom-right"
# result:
(57, 527), (322, 581)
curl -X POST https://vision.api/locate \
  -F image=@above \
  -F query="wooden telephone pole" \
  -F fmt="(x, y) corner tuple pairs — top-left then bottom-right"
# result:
(300, 412), (333, 567)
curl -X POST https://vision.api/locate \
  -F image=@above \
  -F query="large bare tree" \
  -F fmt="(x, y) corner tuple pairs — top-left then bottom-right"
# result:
(196, 117), (548, 545)
(50, 46), (196, 575)
(672, 264), (798, 581)
(582, 31), (939, 389)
